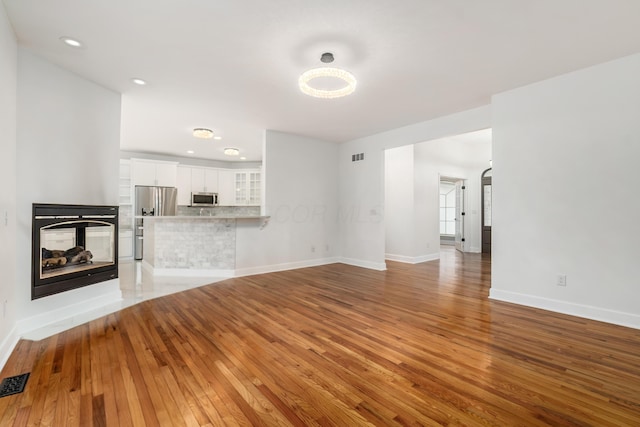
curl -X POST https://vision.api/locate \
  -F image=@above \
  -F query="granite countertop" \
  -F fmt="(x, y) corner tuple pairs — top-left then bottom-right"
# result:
(134, 215), (269, 220)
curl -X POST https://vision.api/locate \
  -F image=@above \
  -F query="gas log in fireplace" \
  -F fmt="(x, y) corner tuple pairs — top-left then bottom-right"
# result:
(32, 204), (119, 299)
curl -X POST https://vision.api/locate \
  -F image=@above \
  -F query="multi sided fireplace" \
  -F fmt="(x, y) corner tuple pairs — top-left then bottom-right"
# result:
(32, 204), (119, 299)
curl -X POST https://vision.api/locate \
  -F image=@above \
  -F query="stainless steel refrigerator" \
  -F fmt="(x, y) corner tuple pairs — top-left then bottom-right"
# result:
(134, 185), (177, 260)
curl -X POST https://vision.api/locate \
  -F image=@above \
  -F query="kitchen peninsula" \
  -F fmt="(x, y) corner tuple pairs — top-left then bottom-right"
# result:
(141, 214), (269, 276)
(121, 157), (266, 275)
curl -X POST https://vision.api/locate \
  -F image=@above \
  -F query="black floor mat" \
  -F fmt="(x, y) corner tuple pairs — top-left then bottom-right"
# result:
(0, 373), (30, 398)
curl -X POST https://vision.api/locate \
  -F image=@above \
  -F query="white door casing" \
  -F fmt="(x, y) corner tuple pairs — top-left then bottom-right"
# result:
(455, 180), (466, 252)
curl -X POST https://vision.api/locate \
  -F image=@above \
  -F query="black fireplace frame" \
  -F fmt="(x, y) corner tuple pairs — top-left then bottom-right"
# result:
(32, 203), (119, 300)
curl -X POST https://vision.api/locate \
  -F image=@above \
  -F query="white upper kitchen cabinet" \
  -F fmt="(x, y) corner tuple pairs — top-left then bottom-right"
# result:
(131, 159), (178, 187)
(236, 170), (261, 206)
(218, 169), (261, 206)
(191, 167), (219, 193)
(176, 166), (192, 206)
(217, 170), (236, 206)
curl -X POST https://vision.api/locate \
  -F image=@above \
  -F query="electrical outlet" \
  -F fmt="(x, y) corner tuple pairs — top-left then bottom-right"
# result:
(557, 274), (567, 287)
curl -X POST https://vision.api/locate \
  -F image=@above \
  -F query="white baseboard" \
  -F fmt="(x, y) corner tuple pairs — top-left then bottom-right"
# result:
(235, 257), (341, 277)
(489, 289), (640, 330)
(153, 268), (235, 278)
(0, 325), (20, 372)
(142, 260), (234, 277)
(149, 256), (391, 279)
(144, 256), (389, 278)
(339, 257), (387, 271)
(385, 253), (440, 264)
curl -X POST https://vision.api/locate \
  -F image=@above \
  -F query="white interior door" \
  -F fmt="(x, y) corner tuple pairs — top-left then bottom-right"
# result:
(454, 180), (466, 252)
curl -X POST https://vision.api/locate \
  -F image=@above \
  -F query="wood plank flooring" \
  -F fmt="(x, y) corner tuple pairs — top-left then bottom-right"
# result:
(2, 248), (640, 426)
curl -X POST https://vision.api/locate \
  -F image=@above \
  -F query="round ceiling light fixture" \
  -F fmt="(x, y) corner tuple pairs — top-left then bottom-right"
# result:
(193, 128), (213, 139)
(299, 53), (356, 99)
(224, 148), (240, 156)
(131, 78), (147, 86)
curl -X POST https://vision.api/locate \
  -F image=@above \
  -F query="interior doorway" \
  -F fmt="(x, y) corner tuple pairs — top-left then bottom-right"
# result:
(440, 177), (466, 252)
(481, 168), (492, 254)
(383, 129), (492, 264)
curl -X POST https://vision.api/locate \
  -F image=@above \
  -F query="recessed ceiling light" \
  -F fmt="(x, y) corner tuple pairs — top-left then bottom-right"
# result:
(131, 78), (147, 86)
(60, 37), (83, 48)
(186, 150), (194, 154)
(240, 156), (247, 160)
(193, 128), (213, 139)
(213, 136), (222, 140)
(224, 148), (240, 156)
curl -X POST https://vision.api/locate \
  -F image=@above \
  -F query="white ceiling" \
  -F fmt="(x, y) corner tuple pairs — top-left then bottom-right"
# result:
(4, 1), (640, 162)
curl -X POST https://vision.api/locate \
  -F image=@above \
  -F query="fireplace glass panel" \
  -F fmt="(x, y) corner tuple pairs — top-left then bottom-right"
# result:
(40, 221), (116, 280)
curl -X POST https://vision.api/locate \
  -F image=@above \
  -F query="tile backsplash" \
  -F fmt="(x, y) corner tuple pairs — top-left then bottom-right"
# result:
(176, 205), (260, 217)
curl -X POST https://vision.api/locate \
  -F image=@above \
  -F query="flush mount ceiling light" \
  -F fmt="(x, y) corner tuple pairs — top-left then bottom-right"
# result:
(193, 128), (214, 139)
(59, 36), (83, 48)
(224, 148), (240, 156)
(131, 78), (147, 86)
(299, 52), (356, 99)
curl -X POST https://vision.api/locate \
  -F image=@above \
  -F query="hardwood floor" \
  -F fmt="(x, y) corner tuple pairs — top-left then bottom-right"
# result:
(2, 248), (640, 426)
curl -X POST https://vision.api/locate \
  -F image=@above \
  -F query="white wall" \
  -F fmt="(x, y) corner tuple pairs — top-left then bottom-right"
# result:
(0, 3), (18, 368)
(235, 130), (340, 275)
(412, 148), (441, 259)
(491, 53), (640, 328)
(13, 50), (122, 336)
(339, 106), (492, 269)
(384, 145), (417, 261)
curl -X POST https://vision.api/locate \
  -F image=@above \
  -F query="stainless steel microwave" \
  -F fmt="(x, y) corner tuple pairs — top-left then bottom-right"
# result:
(191, 192), (218, 206)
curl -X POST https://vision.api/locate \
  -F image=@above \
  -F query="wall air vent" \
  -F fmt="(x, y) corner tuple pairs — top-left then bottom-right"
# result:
(351, 153), (365, 162)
